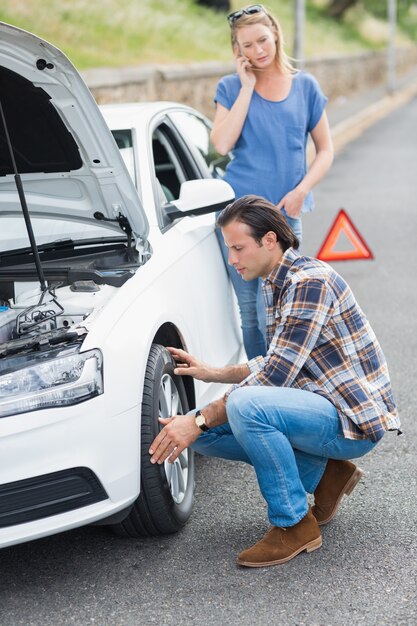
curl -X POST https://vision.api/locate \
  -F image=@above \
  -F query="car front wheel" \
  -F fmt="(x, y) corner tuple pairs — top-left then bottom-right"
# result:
(111, 344), (195, 537)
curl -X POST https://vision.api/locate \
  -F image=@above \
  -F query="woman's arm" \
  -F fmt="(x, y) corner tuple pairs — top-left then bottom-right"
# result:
(276, 111), (334, 218)
(210, 55), (256, 155)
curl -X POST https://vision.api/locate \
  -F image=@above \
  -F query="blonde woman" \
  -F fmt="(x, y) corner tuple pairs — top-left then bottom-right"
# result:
(211, 4), (333, 359)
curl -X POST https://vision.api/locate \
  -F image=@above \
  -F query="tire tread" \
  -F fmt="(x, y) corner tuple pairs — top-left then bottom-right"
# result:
(110, 344), (194, 538)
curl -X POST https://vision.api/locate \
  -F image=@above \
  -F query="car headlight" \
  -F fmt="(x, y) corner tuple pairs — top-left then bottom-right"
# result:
(0, 348), (103, 418)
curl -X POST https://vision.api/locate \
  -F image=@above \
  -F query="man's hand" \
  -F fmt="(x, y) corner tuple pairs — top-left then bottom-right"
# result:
(149, 414), (201, 465)
(148, 398), (228, 465)
(167, 347), (217, 382)
(169, 347), (250, 385)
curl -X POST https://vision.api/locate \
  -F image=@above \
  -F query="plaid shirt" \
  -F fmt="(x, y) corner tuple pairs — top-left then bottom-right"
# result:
(227, 248), (400, 442)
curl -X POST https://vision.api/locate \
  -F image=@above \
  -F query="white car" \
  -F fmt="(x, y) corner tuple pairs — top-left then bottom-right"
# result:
(0, 23), (242, 549)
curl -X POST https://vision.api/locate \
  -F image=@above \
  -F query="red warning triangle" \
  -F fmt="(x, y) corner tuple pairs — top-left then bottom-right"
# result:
(317, 209), (373, 261)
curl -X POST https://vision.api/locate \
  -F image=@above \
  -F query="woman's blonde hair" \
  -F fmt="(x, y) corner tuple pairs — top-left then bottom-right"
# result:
(230, 7), (295, 74)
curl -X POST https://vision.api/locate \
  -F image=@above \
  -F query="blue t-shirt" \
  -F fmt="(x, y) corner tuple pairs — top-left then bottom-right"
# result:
(214, 71), (327, 212)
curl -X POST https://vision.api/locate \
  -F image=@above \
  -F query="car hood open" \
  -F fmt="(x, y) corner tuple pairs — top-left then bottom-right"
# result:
(0, 22), (149, 244)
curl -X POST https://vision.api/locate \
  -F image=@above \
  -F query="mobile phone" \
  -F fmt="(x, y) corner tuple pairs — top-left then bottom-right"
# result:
(238, 47), (253, 66)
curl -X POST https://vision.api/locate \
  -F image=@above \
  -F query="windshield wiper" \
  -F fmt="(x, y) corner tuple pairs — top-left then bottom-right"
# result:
(0, 238), (74, 258)
(0, 236), (129, 259)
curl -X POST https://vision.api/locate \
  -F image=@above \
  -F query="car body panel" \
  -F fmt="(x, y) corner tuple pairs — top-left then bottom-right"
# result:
(0, 24), (241, 549)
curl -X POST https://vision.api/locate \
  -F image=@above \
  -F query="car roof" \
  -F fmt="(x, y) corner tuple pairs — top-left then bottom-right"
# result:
(99, 101), (203, 129)
(100, 101), (195, 126)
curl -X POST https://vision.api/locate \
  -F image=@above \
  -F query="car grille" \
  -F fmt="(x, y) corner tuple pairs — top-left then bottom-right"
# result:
(0, 467), (108, 528)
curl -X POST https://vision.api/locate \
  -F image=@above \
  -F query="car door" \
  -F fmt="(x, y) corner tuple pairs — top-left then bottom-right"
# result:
(147, 111), (242, 397)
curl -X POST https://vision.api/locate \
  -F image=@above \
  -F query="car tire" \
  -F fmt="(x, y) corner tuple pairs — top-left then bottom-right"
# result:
(110, 344), (195, 537)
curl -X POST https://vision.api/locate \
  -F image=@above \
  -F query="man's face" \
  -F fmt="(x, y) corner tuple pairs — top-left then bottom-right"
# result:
(221, 220), (282, 281)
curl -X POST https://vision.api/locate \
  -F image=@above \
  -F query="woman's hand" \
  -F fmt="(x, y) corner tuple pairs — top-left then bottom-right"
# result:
(276, 184), (307, 218)
(235, 52), (256, 91)
(167, 347), (216, 382)
(210, 51), (255, 155)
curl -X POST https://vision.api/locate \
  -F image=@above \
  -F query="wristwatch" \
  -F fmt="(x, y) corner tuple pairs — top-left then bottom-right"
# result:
(195, 409), (209, 432)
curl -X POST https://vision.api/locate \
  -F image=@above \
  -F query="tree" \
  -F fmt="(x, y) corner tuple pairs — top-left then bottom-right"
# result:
(195, 0), (231, 11)
(326, 0), (359, 19)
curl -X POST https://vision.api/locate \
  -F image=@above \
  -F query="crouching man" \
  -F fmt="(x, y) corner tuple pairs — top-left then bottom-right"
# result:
(149, 195), (401, 568)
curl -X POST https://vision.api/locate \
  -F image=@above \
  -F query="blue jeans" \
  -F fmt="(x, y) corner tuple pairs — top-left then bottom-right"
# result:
(216, 213), (302, 360)
(192, 386), (378, 527)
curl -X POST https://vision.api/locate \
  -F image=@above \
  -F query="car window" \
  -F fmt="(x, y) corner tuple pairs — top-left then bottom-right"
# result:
(169, 111), (230, 179)
(110, 129), (136, 186)
(151, 116), (229, 231)
(152, 128), (186, 202)
(151, 121), (204, 232)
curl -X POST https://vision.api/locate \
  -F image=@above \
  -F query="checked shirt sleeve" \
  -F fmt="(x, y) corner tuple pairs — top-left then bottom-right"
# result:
(226, 278), (334, 397)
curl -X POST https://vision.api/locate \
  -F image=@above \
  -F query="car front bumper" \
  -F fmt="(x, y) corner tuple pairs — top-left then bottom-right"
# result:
(0, 396), (141, 549)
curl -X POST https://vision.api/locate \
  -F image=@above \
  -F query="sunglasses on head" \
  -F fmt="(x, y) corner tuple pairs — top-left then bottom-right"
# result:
(227, 4), (265, 25)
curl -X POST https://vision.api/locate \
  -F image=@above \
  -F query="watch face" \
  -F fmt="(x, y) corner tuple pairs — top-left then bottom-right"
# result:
(195, 411), (209, 431)
(196, 415), (205, 427)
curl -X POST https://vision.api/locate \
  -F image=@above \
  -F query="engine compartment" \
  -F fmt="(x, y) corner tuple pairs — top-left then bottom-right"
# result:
(0, 237), (143, 354)
(0, 279), (118, 355)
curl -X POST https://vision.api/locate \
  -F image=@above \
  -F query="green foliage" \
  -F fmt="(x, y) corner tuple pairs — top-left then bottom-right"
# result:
(395, 1), (417, 41)
(364, 0), (416, 19)
(0, 0), (415, 70)
(305, 1), (377, 54)
(0, 0), (233, 68)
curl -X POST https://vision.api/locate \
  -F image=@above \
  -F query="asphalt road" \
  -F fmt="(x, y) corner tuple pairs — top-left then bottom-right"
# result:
(1, 98), (417, 626)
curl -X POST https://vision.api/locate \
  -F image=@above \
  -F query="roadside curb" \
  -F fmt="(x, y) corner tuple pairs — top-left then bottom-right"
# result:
(330, 78), (417, 156)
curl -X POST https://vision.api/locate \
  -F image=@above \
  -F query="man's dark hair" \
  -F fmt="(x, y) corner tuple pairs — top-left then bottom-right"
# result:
(216, 195), (299, 251)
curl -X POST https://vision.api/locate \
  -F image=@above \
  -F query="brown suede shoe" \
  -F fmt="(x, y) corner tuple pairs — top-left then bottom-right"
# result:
(237, 508), (322, 568)
(312, 459), (363, 526)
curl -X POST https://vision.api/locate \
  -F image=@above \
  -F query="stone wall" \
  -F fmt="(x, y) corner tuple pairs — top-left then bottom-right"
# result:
(83, 46), (417, 120)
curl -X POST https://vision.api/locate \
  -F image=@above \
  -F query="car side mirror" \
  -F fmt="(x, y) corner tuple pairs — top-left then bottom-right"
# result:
(164, 179), (235, 222)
